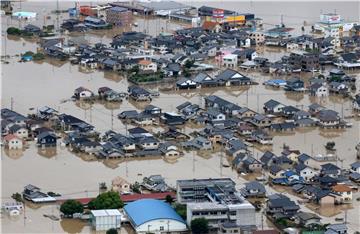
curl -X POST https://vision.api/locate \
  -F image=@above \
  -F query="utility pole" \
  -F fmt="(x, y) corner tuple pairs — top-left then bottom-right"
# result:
(192, 150), (195, 173)
(111, 109), (114, 130)
(126, 159), (128, 177)
(125, 122), (128, 136)
(56, 0), (60, 32)
(344, 208), (347, 223)
(10, 97), (14, 110)
(246, 89), (249, 107)
(90, 106), (92, 123)
(220, 148), (223, 177)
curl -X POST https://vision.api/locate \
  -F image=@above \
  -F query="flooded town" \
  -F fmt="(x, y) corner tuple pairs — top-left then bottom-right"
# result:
(1, 0), (360, 234)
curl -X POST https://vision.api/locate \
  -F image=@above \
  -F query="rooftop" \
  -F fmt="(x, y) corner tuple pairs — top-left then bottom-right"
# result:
(124, 199), (185, 227)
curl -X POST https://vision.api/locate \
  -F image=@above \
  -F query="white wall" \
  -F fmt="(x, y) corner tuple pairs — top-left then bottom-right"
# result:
(136, 219), (187, 233)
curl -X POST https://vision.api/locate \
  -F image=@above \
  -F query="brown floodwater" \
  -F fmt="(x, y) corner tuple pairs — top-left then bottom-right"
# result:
(1, 1), (360, 233)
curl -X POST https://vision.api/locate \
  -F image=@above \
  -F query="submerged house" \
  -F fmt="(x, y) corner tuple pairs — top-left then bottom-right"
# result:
(251, 129), (273, 145)
(204, 95), (242, 116)
(263, 99), (285, 114)
(37, 131), (57, 147)
(241, 181), (266, 198)
(284, 77), (305, 92)
(193, 72), (217, 88)
(215, 69), (252, 86)
(74, 87), (94, 99)
(182, 136), (212, 150)
(58, 114), (94, 133)
(266, 193), (300, 219)
(3, 134), (23, 149)
(317, 109), (340, 127)
(84, 16), (109, 29)
(128, 86), (152, 101)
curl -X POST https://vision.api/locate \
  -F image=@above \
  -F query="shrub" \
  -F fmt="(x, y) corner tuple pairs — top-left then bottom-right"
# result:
(7, 27), (21, 35)
(88, 191), (124, 210)
(191, 218), (209, 234)
(60, 200), (84, 216)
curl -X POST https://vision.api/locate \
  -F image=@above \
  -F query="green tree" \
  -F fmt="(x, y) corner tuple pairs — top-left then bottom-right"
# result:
(183, 69), (191, 77)
(11, 193), (23, 202)
(33, 53), (45, 60)
(7, 27), (21, 35)
(165, 194), (174, 204)
(325, 141), (336, 150)
(60, 200), (84, 216)
(130, 182), (141, 194)
(191, 218), (209, 234)
(130, 65), (139, 74)
(174, 203), (186, 219)
(88, 191), (124, 210)
(106, 228), (118, 234)
(184, 59), (194, 69)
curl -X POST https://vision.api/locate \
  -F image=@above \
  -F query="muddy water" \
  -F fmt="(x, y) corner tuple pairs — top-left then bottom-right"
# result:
(1, 1), (360, 233)
(2, 54), (360, 232)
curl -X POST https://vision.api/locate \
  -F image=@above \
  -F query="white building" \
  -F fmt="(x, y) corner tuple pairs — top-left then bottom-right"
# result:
(138, 59), (158, 72)
(2, 202), (24, 215)
(3, 134), (23, 149)
(222, 54), (238, 68)
(310, 83), (329, 97)
(187, 201), (256, 229)
(124, 199), (187, 233)
(111, 177), (130, 194)
(177, 178), (256, 230)
(90, 209), (121, 231)
(8, 125), (28, 139)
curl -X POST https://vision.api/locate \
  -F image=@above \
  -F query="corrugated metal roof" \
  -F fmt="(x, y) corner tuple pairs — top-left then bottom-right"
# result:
(124, 199), (185, 227)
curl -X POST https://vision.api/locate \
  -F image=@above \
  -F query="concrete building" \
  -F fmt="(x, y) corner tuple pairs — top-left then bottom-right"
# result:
(90, 209), (121, 231)
(222, 54), (238, 68)
(177, 178), (256, 230)
(106, 6), (132, 26)
(124, 199), (187, 233)
(111, 176), (130, 194)
(288, 51), (319, 71)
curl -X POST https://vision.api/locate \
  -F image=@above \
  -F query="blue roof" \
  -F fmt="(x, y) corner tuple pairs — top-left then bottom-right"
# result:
(124, 199), (186, 227)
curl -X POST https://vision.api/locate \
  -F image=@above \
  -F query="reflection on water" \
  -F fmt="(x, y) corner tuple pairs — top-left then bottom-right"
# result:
(4, 148), (24, 160)
(60, 219), (87, 234)
(37, 147), (57, 159)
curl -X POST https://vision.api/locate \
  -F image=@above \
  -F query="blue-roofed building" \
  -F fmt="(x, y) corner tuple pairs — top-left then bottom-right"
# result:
(124, 199), (187, 233)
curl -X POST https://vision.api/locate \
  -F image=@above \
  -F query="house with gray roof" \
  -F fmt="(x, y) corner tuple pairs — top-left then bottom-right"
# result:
(317, 109), (340, 127)
(241, 181), (266, 198)
(250, 114), (272, 127)
(294, 211), (321, 227)
(215, 69), (252, 86)
(263, 99), (285, 114)
(260, 151), (276, 168)
(181, 136), (212, 150)
(266, 193), (300, 219)
(193, 72), (217, 88)
(204, 95), (242, 116)
(325, 223), (347, 234)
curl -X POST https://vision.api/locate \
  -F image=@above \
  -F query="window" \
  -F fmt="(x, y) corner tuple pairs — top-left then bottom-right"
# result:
(160, 226), (164, 231)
